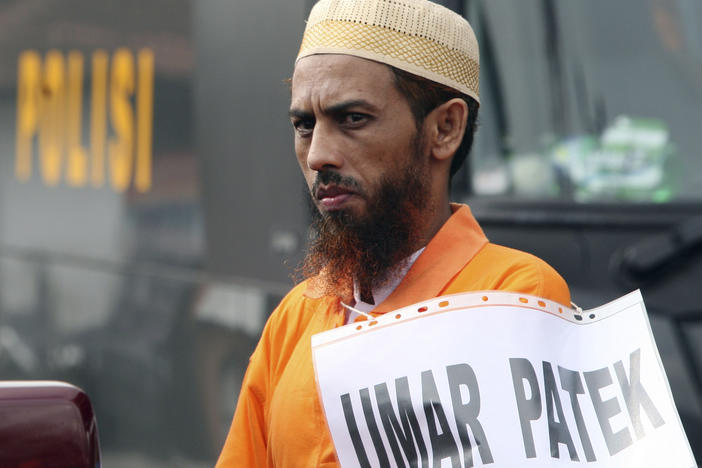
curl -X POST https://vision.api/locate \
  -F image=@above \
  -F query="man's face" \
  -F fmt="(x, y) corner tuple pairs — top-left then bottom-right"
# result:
(290, 54), (432, 291)
(289, 54), (422, 222)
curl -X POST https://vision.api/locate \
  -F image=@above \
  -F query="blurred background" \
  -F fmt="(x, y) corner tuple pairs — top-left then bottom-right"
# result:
(0, 0), (700, 465)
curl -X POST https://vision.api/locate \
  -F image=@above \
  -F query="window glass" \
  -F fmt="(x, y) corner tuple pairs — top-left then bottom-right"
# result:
(466, 0), (702, 202)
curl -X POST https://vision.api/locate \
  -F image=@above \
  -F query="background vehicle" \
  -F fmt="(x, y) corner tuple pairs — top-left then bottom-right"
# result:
(0, 381), (100, 468)
(0, 0), (699, 465)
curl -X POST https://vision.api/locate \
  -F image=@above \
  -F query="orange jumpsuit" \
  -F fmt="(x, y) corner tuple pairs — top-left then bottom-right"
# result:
(216, 204), (570, 467)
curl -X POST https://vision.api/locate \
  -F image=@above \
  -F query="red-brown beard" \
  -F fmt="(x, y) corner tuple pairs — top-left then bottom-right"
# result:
(299, 137), (430, 298)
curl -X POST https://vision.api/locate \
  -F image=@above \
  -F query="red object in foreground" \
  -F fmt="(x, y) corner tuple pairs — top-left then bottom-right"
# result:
(0, 381), (100, 468)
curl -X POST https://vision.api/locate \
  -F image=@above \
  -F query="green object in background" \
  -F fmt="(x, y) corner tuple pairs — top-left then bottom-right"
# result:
(549, 116), (675, 202)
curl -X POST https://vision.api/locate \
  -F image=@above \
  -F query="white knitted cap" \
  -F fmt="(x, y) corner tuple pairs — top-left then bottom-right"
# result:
(297, 0), (480, 103)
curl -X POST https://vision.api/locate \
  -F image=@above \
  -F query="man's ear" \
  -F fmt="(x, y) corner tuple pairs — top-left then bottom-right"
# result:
(425, 98), (468, 162)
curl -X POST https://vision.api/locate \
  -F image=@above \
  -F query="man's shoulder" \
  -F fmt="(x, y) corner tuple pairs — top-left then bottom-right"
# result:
(279, 280), (312, 304)
(477, 242), (559, 270)
(272, 280), (316, 318)
(267, 278), (334, 327)
(253, 280), (329, 354)
(449, 242), (571, 305)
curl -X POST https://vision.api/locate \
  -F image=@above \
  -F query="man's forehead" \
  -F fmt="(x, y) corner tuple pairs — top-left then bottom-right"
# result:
(296, 0), (480, 103)
(290, 54), (396, 108)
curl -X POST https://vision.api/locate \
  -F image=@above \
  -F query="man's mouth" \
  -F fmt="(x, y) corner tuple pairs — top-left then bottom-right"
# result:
(315, 185), (357, 210)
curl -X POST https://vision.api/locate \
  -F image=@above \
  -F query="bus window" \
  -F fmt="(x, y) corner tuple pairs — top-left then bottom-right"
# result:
(458, 0), (702, 203)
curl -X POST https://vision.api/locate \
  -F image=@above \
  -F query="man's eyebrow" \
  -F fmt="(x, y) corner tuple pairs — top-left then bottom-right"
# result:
(324, 99), (377, 115)
(288, 99), (378, 119)
(288, 108), (312, 119)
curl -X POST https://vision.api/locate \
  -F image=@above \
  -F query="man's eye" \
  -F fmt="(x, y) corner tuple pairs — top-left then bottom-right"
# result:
(343, 112), (368, 127)
(293, 118), (315, 135)
(344, 113), (367, 125)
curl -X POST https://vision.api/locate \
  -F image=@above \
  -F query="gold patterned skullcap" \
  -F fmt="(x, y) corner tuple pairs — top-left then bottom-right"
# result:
(297, 0), (480, 103)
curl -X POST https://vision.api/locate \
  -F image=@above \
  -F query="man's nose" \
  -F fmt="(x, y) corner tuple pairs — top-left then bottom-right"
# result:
(306, 124), (344, 172)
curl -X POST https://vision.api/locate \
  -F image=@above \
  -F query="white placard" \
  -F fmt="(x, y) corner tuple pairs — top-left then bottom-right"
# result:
(312, 290), (696, 467)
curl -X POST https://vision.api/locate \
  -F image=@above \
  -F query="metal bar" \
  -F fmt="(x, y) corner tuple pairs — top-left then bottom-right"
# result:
(670, 316), (702, 410)
(0, 245), (292, 297)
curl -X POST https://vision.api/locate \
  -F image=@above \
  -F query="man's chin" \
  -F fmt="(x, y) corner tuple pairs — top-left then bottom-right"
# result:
(302, 152), (428, 290)
(318, 203), (367, 224)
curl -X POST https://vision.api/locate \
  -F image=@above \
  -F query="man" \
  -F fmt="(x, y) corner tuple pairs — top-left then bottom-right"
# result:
(216, 0), (569, 466)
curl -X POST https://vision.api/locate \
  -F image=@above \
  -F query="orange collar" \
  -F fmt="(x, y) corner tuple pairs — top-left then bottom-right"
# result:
(303, 203), (488, 311)
(370, 203), (487, 313)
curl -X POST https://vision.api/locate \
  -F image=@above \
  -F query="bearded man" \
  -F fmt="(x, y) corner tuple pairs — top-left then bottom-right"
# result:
(216, 0), (570, 466)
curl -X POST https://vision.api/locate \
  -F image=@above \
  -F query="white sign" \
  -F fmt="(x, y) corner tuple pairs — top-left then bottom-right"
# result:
(312, 291), (696, 468)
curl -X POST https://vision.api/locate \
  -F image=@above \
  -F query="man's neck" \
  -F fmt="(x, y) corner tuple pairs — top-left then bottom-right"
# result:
(357, 278), (375, 305)
(413, 201), (452, 252)
(351, 247), (426, 313)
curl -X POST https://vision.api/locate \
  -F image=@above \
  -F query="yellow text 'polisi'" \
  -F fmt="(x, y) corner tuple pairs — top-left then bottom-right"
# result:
(15, 48), (154, 192)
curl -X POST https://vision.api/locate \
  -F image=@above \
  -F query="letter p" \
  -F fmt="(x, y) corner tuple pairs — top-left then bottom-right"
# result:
(509, 358), (542, 458)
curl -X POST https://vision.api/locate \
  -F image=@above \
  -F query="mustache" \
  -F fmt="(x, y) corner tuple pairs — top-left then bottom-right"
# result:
(311, 170), (364, 196)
